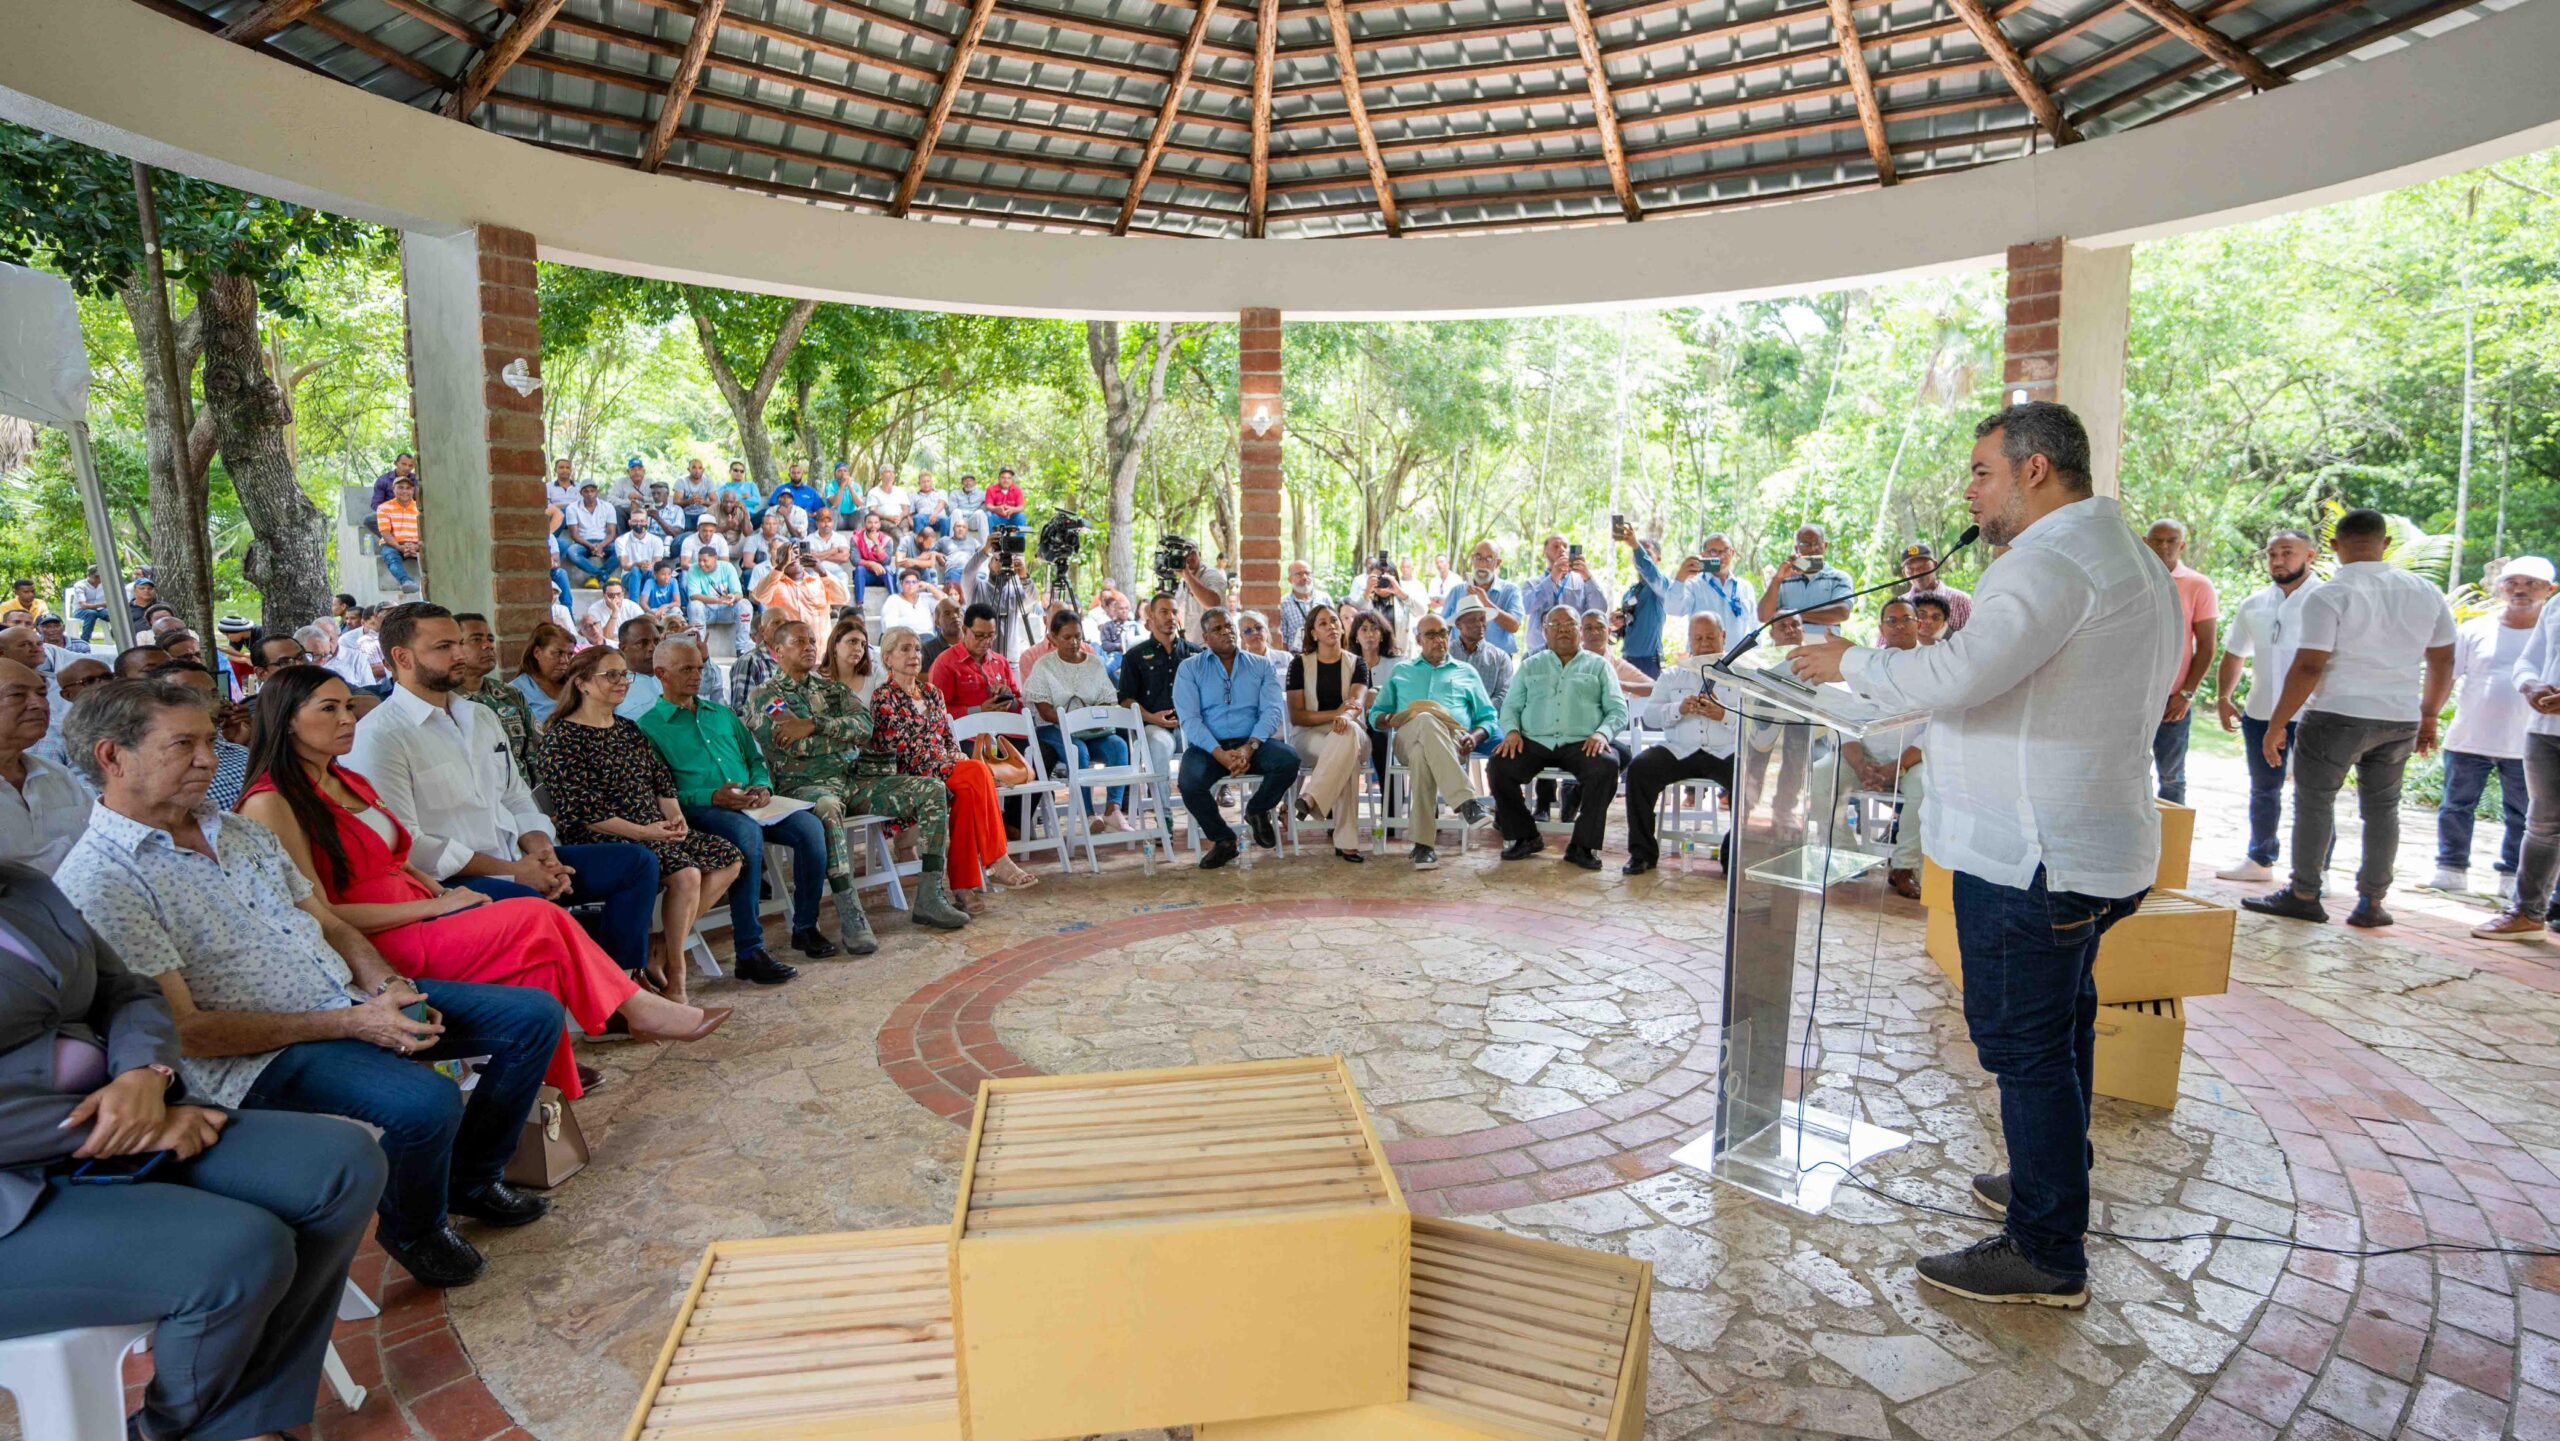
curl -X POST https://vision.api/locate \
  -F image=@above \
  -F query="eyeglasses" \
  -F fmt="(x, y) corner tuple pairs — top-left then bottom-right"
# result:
(595, 671), (633, 685)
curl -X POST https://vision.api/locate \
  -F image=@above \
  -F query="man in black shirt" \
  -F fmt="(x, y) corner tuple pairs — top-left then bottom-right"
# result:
(1117, 592), (1198, 777)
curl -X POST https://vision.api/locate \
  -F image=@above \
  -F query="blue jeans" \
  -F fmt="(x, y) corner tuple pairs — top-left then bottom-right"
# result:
(563, 544), (616, 585)
(1036, 724), (1130, 813)
(988, 513), (1027, 535)
(550, 568), (575, 612)
(1177, 738), (1301, 848)
(689, 599), (743, 630)
(852, 564), (892, 609)
(2151, 708), (2191, 804)
(912, 513), (952, 539)
(2438, 750), (2527, 874)
(74, 605), (112, 642)
(2237, 716), (2294, 866)
(376, 543), (417, 589)
(240, 979), (562, 1244)
(1950, 867), (2144, 1281)
(684, 803), (828, 941)
(456, 842), (660, 974)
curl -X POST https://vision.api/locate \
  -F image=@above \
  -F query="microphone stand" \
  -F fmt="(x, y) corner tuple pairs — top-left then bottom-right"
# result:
(1715, 527), (1980, 673)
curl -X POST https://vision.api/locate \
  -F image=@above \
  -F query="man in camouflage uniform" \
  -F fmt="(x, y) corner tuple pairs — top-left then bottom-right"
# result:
(455, 611), (539, 785)
(749, 617), (971, 933)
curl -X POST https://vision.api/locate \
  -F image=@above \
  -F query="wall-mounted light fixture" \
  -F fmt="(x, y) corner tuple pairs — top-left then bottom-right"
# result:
(501, 358), (543, 397)
(1247, 403), (1275, 437)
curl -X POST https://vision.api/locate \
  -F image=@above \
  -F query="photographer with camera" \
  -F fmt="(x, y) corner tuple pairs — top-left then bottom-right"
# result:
(1522, 535), (1609, 655)
(1439, 542), (1526, 654)
(1353, 552), (1422, 644)
(749, 541), (849, 638)
(1625, 526), (1754, 638)
(1156, 536), (1228, 644)
(1758, 523), (1855, 638)
(964, 531), (1033, 659)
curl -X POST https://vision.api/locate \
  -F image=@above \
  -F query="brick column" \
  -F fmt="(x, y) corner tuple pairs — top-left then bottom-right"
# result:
(2002, 237), (2132, 498)
(1237, 307), (1284, 616)
(400, 224), (554, 648)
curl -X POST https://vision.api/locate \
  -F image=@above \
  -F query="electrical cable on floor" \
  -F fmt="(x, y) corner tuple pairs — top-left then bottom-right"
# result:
(1799, 1160), (2560, 1259)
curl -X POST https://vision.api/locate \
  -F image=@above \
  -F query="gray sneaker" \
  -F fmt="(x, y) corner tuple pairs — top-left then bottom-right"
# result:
(1972, 1172), (2010, 1218)
(835, 897), (880, 956)
(911, 874), (971, 931)
(1916, 1234), (2087, 1309)
(1457, 798), (1493, 830)
(1411, 844), (1439, 871)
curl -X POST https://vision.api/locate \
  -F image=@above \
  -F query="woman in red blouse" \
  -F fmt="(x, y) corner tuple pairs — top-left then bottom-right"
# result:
(872, 627), (1037, 912)
(239, 666), (728, 1100)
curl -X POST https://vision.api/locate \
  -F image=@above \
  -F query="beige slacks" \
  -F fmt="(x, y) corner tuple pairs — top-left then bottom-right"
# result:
(1291, 720), (1371, 821)
(1392, 713), (1474, 835)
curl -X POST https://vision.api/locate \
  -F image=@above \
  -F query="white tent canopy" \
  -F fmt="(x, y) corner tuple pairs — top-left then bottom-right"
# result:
(0, 258), (132, 652)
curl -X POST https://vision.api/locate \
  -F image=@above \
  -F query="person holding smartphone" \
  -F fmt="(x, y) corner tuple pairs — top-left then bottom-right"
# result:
(0, 863), (387, 1441)
(750, 541), (851, 640)
(1521, 534), (1608, 655)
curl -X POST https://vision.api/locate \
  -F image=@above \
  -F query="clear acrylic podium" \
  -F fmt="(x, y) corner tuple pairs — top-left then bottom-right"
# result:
(1667, 655), (1930, 1215)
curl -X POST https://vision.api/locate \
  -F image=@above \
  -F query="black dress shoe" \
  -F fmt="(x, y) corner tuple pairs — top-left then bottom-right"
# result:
(450, 1180), (551, 1229)
(2345, 899), (2394, 929)
(789, 926), (842, 959)
(734, 950), (799, 985)
(381, 1225), (487, 1288)
(2240, 887), (2328, 924)
(575, 1062), (607, 1094)
(1247, 809), (1279, 850)
(1562, 845), (1602, 872)
(1200, 840), (1240, 870)
(1622, 857), (1657, 876)
(1500, 836), (1546, 862)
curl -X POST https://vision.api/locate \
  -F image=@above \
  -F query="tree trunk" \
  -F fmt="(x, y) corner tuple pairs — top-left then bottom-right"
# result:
(1208, 464), (1237, 567)
(689, 294), (820, 492)
(198, 272), (334, 634)
(790, 369), (820, 467)
(1087, 320), (1182, 595)
(118, 278), (216, 636)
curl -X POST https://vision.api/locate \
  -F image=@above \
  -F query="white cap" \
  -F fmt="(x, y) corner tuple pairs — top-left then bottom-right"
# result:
(2501, 556), (2556, 585)
(1449, 595), (1489, 619)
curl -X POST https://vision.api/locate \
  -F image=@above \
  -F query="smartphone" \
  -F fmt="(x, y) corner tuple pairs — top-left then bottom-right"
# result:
(70, 1150), (172, 1186)
(401, 998), (434, 1026)
(1611, 514), (1626, 534)
(1568, 544), (1584, 563)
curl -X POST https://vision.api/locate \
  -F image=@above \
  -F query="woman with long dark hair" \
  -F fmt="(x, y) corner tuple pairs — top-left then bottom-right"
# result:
(511, 621), (578, 724)
(819, 613), (884, 706)
(1348, 608), (1402, 791)
(239, 665), (727, 1100)
(533, 647), (744, 1001)
(1287, 603), (1372, 859)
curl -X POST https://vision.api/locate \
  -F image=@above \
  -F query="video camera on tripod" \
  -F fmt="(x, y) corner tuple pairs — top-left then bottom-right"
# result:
(1153, 534), (1199, 597)
(1032, 509), (1090, 611)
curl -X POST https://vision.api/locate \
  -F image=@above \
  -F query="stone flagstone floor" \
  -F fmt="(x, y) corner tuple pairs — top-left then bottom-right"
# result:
(9, 748), (2560, 1441)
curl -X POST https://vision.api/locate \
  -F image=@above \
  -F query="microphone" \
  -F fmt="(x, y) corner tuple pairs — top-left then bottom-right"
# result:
(1717, 525), (1979, 668)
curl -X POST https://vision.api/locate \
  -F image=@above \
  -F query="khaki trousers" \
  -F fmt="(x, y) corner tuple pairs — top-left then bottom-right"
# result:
(1392, 713), (1474, 836)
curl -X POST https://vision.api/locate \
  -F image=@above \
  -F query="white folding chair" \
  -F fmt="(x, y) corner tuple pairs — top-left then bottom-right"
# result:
(1656, 776), (1731, 872)
(1375, 751), (1477, 856)
(950, 711), (1073, 873)
(0, 1323), (154, 1441)
(1150, 733), (1302, 862)
(1055, 704), (1171, 874)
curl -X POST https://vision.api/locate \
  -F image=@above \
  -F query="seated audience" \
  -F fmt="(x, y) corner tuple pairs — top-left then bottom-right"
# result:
(614, 615), (716, 721)
(0, 859), (385, 1441)
(511, 620), (578, 725)
(637, 559), (686, 624)
(1285, 604), (1372, 860)
(1489, 606), (1629, 871)
(748, 619), (969, 931)
(1116, 593), (1197, 775)
(0, 658), (88, 872)
(684, 544), (747, 634)
(57, 677), (560, 1289)
(882, 568), (939, 637)
(1910, 592), (1953, 645)
(240, 666), (725, 1101)
(1238, 611), (1276, 659)
(727, 611), (783, 711)
(822, 614), (888, 706)
(984, 466), (1027, 534)
(644, 481), (686, 540)
(561, 482), (621, 587)
(375, 474), (424, 594)
(349, 605), (663, 981)
(1369, 613), (1499, 869)
(69, 564), (111, 643)
(32, 657), (109, 770)
(1580, 611), (1655, 697)
(899, 529), (959, 586)
(1449, 596), (1515, 720)
(640, 636), (865, 960)
(864, 465), (910, 530)
(1349, 608), (1402, 783)
(804, 508), (853, 583)
(1023, 610), (1132, 831)
(715, 461), (762, 524)
(674, 460), (717, 530)
(1172, 609), (1300, 870)
(874, 627), (1041, 911)
(455, 611), (539, 784)
(533, 648), (746, 998)
(920, 598), (964, 673)
(751, 543), (850, 638)
(582, 579), (645, 649)
(682, 515), (730, 566)
(927, 603), (1022, 715)
(1625, 614), (1735, 876)
(739, 510), (790, 580)
(911, 471), (952, 538)
(149, 660), (252, 811)
(853, 512), (898, 606)
(1899, 540), (1973, 631)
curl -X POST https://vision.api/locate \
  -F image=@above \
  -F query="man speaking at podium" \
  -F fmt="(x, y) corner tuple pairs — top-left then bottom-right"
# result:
(1786, 402), (2181, 1309)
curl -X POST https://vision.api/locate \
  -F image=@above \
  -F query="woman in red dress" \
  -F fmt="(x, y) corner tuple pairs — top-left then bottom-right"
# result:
(872, 627), (1038, 913)
(237, 665), (727, 1100)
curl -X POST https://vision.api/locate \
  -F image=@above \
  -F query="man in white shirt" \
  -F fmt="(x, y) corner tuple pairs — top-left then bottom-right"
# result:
(560, 482), (620, 589)
(0, 658), (89, 873)
(2476, 567), (2560, 940)
(2208, 529), (2321, 882)
(2243, 508), (2455, 930)
(1788, 402), (2181, 1310)
(615, 512), (671, 591)
(581, 581), (646, 648)
(346, 603), (661, 976)
(680, 516), (730, 566)
(543, 458), (582, 515)
(1622, 613), (1734, 876)
(865, 467), (911, 530)
(2432, 557), (2554, 899)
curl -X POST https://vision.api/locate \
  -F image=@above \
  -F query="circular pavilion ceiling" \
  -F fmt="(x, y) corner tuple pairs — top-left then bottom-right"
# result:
(143, 0), (2510, 241)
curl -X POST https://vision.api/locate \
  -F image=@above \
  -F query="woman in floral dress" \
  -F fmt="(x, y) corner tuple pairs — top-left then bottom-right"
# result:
(872, 627), (1037, 912)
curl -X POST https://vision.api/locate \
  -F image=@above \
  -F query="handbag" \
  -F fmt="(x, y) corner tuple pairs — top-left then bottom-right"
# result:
(978, 735), (1034, 789)
(504, 1085), (589, 1189)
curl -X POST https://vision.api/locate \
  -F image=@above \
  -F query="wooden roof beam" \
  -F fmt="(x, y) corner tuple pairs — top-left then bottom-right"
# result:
(1250, 0), (1279, 235)
(1115, 0), (1226, 231)
(1317, 0), (1400, 234)
(895, 0), (1006, 217)
(642, 0), (728, 171)
(1942, 0), (2078, 143)
(1824, 0), (1895, 183)
(2119, 0), (2288, 91)
(1559, 0), (1640, 218)
(445, 0), (569, 119)
(219, 0), (325, 43)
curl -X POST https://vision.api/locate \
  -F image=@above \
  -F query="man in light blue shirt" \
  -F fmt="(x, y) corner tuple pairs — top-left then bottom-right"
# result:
(1489, 606), (1629, 870)
(1627, 525), (1754, 638)
(1440, 540), (1527, 654)
(715, 460), (763, 522)
(1519, 535), (1610, 654)
(683, 549), (745, 631)
(1758, 523), (1856, 638)
(1171, 608), (1300, 869)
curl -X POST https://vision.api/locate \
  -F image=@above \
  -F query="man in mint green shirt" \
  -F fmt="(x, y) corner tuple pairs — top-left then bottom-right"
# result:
(1490, 606), (1629, 869)
(636, 636), (858, 968)
(1370, 612), (1503, 869)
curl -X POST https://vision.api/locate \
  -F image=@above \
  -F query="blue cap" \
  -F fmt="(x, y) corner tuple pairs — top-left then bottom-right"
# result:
(627, 457), (645, 469)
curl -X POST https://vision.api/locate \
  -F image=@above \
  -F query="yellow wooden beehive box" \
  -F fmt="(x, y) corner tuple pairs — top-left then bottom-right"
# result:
(1921, 799), (2194, 908)
(950, 1057), (1410, 1441)
(624, 1227), (961, 1441)
(1197, 1217), (1651, 1441)
(1924, 888), (2233, 1003)
(2093, 999), (2188, 1109)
